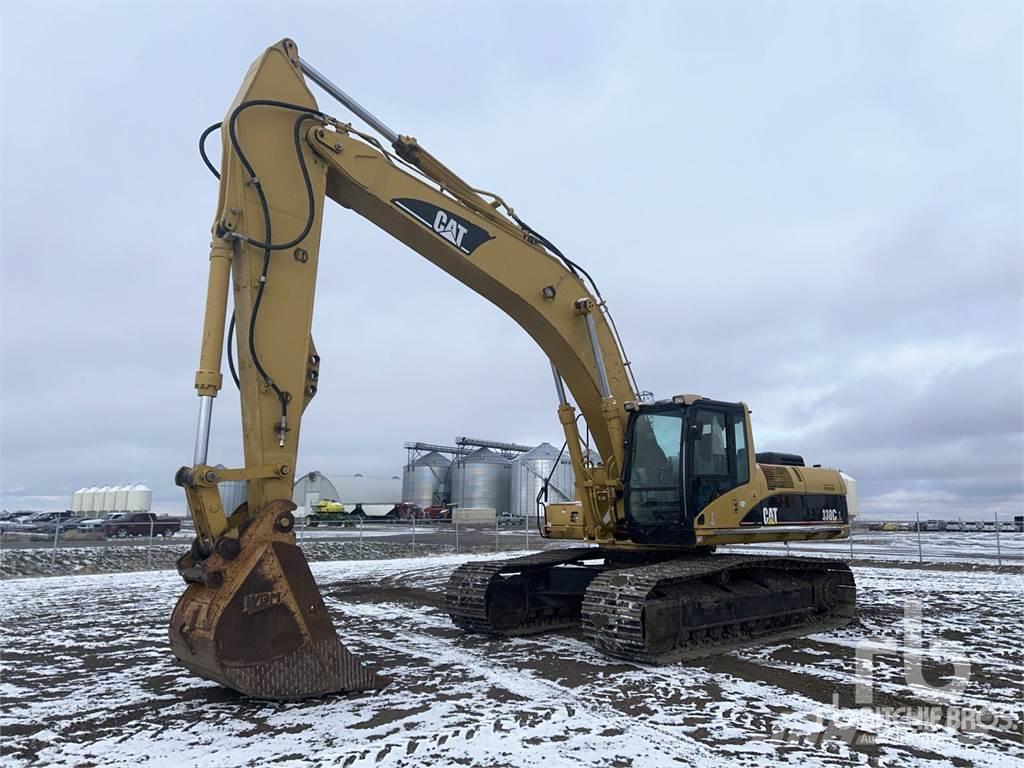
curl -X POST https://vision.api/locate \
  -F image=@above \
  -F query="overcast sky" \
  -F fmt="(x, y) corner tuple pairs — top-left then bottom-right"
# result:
(1, 2), (1021, 519)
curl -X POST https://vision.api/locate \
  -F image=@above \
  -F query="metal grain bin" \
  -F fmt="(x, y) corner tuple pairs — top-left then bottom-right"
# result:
(402, 451), (450, 507)
(218, 480), (247, 517)
(71, 488), (86, 513)
(509, 442), (575, 517)
(449, 448), (510, 515)
(114, 484), (130, 511)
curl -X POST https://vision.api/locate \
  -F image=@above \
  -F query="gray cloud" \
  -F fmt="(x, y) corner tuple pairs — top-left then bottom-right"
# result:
(1, 3), (1020, 521)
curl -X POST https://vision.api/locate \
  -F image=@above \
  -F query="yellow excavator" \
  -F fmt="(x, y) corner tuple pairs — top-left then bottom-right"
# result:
(172, 39), (856, 700)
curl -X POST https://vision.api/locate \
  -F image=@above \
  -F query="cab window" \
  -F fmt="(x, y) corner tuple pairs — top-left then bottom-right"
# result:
(692, 411), (728, 476)
(734, 417), (749, 484)
(687, 407), (749, 515)
(630, 412), (681, 486)
(626, 412), (682, 526)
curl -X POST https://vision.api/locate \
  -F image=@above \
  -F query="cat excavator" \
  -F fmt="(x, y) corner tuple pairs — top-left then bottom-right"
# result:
(172, 39), (856, 700)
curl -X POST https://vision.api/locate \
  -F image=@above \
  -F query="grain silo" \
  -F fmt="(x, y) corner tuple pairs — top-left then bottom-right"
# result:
(93, 489), (110, 514)
(509, 443), (575, 517)
(82, 487), (98, 514)
(114, 484), (130, 511)
(218, 481), (247, 517)
(71, 488), (86, 513)
(126, 483), (153, 512)
(402, 451), (450, 507)
(449, 448), (510, 515)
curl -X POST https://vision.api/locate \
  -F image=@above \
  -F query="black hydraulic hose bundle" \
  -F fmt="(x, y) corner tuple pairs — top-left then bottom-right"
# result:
(198, 97), (641, 420)
(199, 122), (240, 388)
(510, 212), (641, 395)
(198, 102), (325, 426)
(226, 313), (238, 387)
(535, 439), (569, 537)
(199, 121), (222, 180)
(225, 100), (324, 431)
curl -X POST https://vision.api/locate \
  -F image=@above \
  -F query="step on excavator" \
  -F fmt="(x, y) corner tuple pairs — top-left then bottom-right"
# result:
(172, 39), (856, 700)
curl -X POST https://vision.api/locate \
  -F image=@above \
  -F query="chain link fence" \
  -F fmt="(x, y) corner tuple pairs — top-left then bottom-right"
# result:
(2, 512), (1020, 579)
(751, 512), (1021, 567)
(0, 513), (559, 578)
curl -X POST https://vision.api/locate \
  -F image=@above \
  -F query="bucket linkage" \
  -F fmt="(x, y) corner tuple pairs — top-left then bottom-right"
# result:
(170, 499), (386, 700)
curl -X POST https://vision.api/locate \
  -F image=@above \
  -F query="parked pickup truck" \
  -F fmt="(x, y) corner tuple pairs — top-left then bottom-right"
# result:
(102, 512), (181, 538)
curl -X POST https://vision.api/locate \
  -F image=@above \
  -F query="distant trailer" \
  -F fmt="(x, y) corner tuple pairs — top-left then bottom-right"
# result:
(453, 507), (497, 525)
(346, 503), (396, 519)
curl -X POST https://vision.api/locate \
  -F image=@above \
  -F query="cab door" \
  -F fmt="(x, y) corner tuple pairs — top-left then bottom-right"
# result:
(623, 407), (689, 545)
(685, 404), (750, 518)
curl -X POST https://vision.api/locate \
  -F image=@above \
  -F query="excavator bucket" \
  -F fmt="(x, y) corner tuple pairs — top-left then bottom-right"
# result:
(169, 500), (385, 699)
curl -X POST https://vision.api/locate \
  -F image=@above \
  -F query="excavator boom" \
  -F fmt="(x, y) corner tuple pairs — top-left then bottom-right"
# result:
(172, 39), (855, 700)
(172, 38), (629, 699)
(171, 41), (386, 698)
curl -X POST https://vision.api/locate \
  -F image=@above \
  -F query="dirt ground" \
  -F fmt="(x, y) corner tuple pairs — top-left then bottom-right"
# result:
(1, 552), (1021, 767)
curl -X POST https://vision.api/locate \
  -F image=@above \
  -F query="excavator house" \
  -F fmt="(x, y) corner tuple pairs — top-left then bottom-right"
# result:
(171, 39), (856, 700)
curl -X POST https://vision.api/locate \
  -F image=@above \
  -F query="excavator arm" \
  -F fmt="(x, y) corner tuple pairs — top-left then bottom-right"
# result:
(173, 39), (855, 701)
(171, 39), (638, 699)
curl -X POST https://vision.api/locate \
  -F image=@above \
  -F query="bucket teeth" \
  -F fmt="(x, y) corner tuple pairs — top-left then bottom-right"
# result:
(170, 503), (385, 699)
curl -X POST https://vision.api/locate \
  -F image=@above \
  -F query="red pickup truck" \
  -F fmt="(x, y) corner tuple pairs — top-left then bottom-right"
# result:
(103, 512), (181, 538)
(392, 503), (452, 520)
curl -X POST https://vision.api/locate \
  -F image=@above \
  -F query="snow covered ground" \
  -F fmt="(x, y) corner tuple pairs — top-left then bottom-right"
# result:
(1, 554), (1021, 767)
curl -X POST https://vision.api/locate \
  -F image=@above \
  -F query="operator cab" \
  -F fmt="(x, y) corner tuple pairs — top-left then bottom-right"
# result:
(622, 397), (751, 545)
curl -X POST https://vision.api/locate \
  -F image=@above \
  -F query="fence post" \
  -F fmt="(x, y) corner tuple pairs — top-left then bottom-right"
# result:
(525, 512), (529, 551)
(496, 512), (499, 553)
(359, 515), (363, 544)
(994, 511), (1002, 567)
(849, 523), (854, 561)
(147, 517), (155, 568)
(915, 510), (923, 563)
(51, 521), (60, 566)
(411, 515), (416, 551)
(454, 513), (459, 554)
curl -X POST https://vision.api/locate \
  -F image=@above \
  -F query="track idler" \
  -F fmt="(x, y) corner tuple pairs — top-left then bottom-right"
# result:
(169, 499), (385, 700)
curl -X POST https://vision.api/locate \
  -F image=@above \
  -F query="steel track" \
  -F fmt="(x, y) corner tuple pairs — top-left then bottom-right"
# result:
(581, 555), (856, 663)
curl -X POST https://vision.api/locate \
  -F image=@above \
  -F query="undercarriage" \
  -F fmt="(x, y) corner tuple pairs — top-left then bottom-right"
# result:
(446, 549), (855, 662)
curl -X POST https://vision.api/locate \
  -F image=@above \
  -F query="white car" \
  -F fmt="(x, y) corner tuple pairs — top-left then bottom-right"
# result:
(945, 521), (963, 532)
(2, 511), (66, 532)
(76, 517), (109, 533)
